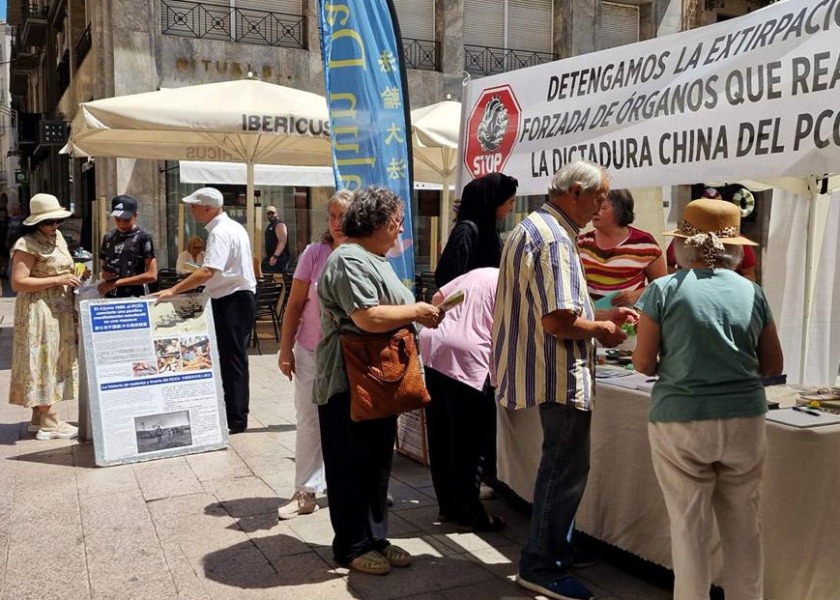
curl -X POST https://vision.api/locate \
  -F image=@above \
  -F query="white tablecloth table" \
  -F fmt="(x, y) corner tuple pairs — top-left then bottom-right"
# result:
(497, 383), (840, 600)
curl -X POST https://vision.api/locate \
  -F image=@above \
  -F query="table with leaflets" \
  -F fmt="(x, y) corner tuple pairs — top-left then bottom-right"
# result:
(496, 378), (840, 600)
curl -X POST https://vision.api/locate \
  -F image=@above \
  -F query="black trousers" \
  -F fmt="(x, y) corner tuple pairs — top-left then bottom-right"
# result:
(211, 290), (256, 432)
(318, 392), (396, 564)
(424, 368), (496, 526)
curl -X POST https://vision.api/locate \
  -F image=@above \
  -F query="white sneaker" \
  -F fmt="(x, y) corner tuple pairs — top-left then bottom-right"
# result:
(277, 491), (318, 520)
(36, 422), (78, 441)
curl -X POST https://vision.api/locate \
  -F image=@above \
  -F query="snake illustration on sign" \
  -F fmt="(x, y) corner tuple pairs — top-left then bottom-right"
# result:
(463, 84), (521, 179)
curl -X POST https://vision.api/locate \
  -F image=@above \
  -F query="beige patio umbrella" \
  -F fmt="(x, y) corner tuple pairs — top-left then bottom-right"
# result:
(65, 78), (333, 247)
(410, 100), (461, 260)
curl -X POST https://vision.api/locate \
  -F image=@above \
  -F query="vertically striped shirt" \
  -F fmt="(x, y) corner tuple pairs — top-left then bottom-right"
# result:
(492, 203), (595, 411)
(577, 226), (662, 299)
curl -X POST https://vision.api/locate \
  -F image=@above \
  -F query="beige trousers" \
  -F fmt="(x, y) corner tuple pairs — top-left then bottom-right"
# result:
(648, 416), (766, 600)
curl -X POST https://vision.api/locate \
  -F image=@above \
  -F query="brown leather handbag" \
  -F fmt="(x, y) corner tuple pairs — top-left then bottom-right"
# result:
(340, 327), (431, 422)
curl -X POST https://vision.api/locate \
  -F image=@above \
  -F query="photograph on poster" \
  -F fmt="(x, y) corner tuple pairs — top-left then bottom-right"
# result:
(150, 299), (207, 335)
(154, 338), (183, 373)
(131, 361), (157, 377)
(134, 410), (193, 454)
(180, 335), (212, 372)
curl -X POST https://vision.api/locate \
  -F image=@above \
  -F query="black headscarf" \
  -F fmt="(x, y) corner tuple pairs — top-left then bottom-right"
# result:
(435, 172), (518, 286)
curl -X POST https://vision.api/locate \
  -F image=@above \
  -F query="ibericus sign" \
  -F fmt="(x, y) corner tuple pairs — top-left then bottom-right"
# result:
(463, 84), (522, 179)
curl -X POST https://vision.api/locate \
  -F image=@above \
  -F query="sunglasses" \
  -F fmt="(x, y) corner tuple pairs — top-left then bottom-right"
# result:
(40, 219), (65, 226)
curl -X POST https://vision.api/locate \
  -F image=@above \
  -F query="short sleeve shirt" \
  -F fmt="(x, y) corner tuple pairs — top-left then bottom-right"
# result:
(202, 212), (257, 299)
(293, 242), (332, 351)
(314, 243), (416, 405)
(492, 203), (596, 411)
(99, 227), (155, 297)
(419, 267), (498, 391)
(636, 268), (772, 422)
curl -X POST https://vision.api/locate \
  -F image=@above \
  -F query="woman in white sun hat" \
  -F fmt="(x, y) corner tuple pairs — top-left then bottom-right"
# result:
(9, 193), (81, 440)
(633, 198), (784, 600)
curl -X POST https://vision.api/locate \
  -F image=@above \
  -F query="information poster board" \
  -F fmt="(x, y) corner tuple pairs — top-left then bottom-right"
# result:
(79, 295), (228, 466)
(396, 409), (429, 466)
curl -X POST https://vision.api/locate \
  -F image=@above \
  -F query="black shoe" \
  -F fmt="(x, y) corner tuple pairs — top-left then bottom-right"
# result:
(386, 493), (394, 507)
(228, 426), (247, 435)
(573, 548), (598, 568)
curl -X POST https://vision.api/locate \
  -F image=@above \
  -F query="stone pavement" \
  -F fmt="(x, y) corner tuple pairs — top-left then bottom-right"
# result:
(0, 297), (672, 600)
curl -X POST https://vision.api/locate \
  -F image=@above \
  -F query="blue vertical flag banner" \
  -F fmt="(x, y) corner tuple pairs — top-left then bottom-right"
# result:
(318, 0), (415, 290)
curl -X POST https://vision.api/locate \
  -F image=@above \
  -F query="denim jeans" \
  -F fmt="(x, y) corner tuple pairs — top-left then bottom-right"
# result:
(519, 402), (592, 584)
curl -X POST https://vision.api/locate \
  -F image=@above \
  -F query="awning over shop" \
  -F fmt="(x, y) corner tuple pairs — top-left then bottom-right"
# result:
(178, 161), (454, 190)
(178, 161), (334, 187)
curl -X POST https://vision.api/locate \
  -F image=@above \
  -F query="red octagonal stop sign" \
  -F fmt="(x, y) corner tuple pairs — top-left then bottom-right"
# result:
(463, 84), (522, 179)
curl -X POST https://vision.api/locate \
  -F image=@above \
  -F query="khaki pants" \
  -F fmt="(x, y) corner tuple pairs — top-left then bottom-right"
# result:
(648, 416), (766, 600)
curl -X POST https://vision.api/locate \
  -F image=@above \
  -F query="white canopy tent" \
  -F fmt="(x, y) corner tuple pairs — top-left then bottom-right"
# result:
(64, 78), (334, 248)
(410, 100), (460, 253)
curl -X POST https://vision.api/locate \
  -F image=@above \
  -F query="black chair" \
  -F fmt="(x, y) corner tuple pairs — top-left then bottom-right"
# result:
(154, 268), (183, 293)
(251, 279), (284, 354)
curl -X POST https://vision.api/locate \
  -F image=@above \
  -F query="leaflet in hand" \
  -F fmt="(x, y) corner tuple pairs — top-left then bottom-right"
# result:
(438, 289), (465, 312)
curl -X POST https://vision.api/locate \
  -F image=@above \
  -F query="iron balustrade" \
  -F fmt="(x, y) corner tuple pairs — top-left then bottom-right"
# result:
(75, 24), (91, 71)
(403, 38), (439, 71)
(23, 1), (49, 20)
(464, 44), (556, 77)
(161, 0), (306, 49)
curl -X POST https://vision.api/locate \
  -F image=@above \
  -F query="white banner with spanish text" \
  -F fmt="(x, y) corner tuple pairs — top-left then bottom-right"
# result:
(457, 0), (840, 195)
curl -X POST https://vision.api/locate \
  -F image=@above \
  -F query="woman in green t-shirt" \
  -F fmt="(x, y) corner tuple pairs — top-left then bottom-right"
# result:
(315, 186), (443, 576)
(633, 199), (784, 600)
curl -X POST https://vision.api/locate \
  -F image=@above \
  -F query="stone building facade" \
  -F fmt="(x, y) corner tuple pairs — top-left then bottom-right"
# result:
(6, 0), (769, 271)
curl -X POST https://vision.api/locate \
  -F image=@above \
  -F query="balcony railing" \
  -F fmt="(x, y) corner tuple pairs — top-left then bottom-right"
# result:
(403, 38), (439, 72)
(464, 44), (556, 77)
(161, 0), (306, 50)
(23, 1), (49, 20)
(75, 23), (92, 70)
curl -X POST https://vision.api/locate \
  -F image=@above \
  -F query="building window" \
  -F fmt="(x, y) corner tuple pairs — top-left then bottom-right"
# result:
(393, 0), (438, 70)
(464, 0), (554, 76)
(600, 1), (640, 50)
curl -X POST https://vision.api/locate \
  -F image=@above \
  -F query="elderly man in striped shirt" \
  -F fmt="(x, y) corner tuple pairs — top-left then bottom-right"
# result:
(493, 160), (638, 600)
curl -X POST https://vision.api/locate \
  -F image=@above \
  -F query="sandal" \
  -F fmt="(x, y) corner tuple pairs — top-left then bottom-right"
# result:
(380, 544), (412, 567)
(348, 551), (390, 575)
(456, 514), (506, 533)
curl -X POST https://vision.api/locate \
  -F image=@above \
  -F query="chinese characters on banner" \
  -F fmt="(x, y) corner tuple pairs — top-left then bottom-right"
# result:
(318, 0), (415, 289)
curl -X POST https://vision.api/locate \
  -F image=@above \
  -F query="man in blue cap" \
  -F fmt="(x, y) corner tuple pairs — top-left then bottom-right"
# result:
(98, 194), (158, 297)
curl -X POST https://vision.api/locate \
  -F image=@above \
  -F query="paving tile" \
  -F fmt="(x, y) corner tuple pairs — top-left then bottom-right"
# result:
(133, 455), (204, 501)
(185, 447), (252, 481)
(75, 462), (140, 497)
(440, 579), (529, 600)
(201, 475), (278, 517)
(158, 539), (214, 600)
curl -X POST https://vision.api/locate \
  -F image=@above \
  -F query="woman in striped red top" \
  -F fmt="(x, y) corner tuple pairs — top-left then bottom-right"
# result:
(578, 189), (667, 307)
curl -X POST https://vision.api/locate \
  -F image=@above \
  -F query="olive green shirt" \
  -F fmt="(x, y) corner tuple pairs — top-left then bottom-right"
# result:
(314, 243), (415, 405)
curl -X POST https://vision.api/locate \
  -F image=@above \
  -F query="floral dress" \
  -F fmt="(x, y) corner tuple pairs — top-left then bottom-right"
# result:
(9, 230), (78, 407)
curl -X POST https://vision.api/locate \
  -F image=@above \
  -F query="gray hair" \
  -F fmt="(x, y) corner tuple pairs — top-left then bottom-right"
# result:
(342, 186), (403, 238)
(673, 238), (744, 270)
(321, 189), (354, 243)
(549, 160), (608, 196)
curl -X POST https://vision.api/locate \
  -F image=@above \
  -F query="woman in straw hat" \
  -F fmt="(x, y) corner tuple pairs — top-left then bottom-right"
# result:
(632, 198), (784, 600)
(9, 193), (81, 440)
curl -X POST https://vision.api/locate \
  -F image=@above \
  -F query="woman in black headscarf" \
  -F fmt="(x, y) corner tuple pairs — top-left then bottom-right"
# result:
(435, 172), (518, 287)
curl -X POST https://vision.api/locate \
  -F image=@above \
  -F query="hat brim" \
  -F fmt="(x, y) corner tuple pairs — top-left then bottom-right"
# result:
(663, 230), (758, 246)
(110, 210), (136, 219)
(23, 208), (73, 226)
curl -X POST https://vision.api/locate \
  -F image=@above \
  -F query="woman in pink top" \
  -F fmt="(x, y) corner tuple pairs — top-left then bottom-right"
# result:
(276, 190), (352, 520)
(419, 267), (504, 532)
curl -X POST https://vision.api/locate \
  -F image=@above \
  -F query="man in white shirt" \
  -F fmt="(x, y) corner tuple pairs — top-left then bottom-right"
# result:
(154, 187), (257, 434)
